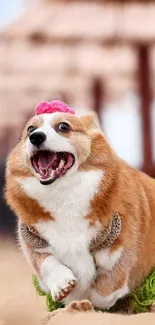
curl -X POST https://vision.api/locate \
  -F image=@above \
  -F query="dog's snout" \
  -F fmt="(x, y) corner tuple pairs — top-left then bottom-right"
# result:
(29, 131), (46, 146)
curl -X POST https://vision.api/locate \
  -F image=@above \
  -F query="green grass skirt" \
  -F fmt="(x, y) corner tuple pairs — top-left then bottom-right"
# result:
(32, 269), (155, 314)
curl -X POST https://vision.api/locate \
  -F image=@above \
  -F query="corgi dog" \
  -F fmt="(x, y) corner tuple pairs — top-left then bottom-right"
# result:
(5, 100), (155, 310)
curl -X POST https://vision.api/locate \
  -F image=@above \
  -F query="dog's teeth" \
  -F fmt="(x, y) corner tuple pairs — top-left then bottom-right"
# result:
(59, 159), (65, 169)
(51, 170), (54, 177)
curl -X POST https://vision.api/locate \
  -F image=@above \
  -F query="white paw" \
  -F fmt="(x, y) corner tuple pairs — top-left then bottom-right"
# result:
(44, 265), (77, 301)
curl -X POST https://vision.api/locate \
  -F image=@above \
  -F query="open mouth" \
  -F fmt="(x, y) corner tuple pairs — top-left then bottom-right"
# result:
(31, 150), (75, 185)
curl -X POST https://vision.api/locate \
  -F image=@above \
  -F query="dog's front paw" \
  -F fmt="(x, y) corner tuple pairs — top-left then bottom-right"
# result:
(45, 266), (77, 301)
(54, 278), (76, 302)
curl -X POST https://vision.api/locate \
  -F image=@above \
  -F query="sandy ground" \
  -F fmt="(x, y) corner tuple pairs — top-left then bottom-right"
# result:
(48, 311), (155, 325)
(1, 238), (155, 325)
(0, 238), (45, 325)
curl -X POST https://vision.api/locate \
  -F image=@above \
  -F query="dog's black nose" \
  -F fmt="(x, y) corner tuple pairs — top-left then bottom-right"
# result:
(29, 131), (46, 146)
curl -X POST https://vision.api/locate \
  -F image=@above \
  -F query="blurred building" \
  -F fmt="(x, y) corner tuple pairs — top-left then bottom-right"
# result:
(0, 0), (155, 232)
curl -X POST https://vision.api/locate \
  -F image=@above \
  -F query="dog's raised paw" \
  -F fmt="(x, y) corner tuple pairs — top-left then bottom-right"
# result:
(54, 279), (77, 301)
(43, 264), (77, 302)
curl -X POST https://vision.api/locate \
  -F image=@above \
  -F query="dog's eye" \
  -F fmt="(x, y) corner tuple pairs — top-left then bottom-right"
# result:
(57, 122), (70, 133)
(27, 125), (36, 135)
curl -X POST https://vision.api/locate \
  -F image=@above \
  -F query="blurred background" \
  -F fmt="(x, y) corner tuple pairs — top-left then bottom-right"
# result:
(0, 1), (155, 323)
(1, 0), (155, 236)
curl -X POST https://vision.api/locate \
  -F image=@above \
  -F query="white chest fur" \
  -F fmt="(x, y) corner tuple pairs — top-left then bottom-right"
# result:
(19, 170), (103, 300)
(19, 170), (102, 258)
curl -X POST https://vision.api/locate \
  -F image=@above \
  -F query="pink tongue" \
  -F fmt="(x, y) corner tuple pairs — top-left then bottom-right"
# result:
(38, 151), (57, 170)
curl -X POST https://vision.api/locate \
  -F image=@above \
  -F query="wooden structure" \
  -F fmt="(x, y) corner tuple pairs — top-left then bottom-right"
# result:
(0, 0), (155, 175)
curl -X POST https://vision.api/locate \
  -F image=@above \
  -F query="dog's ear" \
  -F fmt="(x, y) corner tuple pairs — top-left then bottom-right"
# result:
(80, 112), (101, 130)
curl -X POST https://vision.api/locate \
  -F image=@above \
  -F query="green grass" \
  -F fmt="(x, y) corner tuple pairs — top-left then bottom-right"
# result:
(131, 269), (155, 313)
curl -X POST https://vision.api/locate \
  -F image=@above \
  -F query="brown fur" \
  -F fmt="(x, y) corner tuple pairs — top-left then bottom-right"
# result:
(5, 112), (155, 302)
(94, 258), (127, 296)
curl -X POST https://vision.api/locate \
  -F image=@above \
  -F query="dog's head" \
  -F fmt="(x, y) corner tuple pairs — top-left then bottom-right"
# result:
(22, 101), (101, 185)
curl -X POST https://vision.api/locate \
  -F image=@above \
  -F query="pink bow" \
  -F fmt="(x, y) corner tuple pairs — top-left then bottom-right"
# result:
(35, 100), (75, 115)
